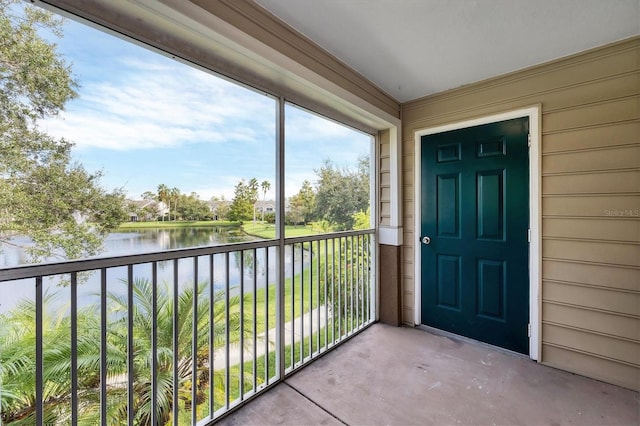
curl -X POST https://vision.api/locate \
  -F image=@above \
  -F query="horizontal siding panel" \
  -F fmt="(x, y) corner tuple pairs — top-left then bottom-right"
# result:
(542, 323), (639, 365)
(404, 200), (414, 217)
(543, 259), (639, 292)
(403, 246), (414, 260)
(380, 203), (391, 218)
(402, 261), (414, 277)
(542, 195), (639, 217)
(543, 302), (639, 341)
(542, 145), (640, 174)
(380, 187), (391, 202)
(542, 121), (640, 153)
(542, 170), (640, 195)
(403, 45), (640, 120)
(543, 239), (640, 267)
(380, 157), (390, 171)
(543, 281), (639, 316)
(543, 217), (640, 242)
(402, 307), (414, 325)
(542, 344), (639, 391)
(542, 97), (639, 133)
(380, 171), (390, 186)
(403, 170), (414, 186)
(541, 72), (640, 112)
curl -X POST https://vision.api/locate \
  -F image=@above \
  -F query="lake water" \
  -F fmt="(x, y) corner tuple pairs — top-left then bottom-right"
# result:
(0, 226), (305, 314)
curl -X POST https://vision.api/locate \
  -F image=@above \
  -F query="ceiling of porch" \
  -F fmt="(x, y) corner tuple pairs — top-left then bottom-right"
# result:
(255, 0), (640, 102)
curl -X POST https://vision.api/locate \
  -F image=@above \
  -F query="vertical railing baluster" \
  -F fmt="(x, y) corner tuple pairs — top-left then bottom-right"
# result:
(368, 234), (373, 322)
(349, 235), (355, 334)
(173, 259), (179, 426)
(252, 248), (257, 393)
(151, 263), (158, 426)
(356, 235), (361, 329)
(208, 254), (214, 417)
(309, 241), (313, 358)
(224, 252), (230, 410)
(100, 269), (107, 425)
(324, 238), (329, 350)
(35, 276), (43, 426)
(127, 265), (134, 426)
(331, 238), (335, 345)
(337, 237), (342, 340)
(71, 272), (78, 426)
(239, 250), (245, 399)
(290, 244), (295, 369)
(315, 240), (320, 355)
(362, 235), (366, 323)
(300, 243), (304, 363)
(264, 247), (269, 385)
(192, 256), (198, 425)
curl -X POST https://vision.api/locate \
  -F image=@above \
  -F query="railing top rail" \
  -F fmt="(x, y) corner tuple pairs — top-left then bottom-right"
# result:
(0, 239), (277, 282)
(284, 228), (374, 245)
(0, 229), (375, 282)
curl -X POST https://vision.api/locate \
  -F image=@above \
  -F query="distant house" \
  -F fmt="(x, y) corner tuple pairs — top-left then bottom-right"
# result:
(126, 199), (168, 222)
(255, 200), (275, 213)
(209, 200), (231, 221)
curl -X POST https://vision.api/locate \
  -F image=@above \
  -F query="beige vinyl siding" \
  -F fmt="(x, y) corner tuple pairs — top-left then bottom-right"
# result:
(401, 37), (639, 390)
(379, 129), (391, 226)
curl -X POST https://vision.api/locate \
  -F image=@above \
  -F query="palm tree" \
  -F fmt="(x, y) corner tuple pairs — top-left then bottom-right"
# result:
(103, 277), (260, 424)
(0, 293), (104, 424)
(0, 278), (260, 425)
(260, 180), (271, 223)
(157, 184), (170, 221)
(169, 187), (180, 221)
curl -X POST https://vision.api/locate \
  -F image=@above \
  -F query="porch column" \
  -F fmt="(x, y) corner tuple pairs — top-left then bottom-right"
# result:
(378, 127), (403, 326)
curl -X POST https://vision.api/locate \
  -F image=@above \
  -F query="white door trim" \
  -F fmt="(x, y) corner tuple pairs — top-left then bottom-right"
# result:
(413, 106), (541, 361)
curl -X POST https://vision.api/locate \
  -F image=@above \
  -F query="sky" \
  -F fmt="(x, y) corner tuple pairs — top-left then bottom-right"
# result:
(38, 9), (372, 201)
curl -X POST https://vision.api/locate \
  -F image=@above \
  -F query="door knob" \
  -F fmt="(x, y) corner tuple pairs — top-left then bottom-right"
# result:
(421, 236), (431, 245)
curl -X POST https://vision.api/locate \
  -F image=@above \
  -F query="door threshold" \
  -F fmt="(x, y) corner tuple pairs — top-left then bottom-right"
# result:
(415, 324), (532, 360)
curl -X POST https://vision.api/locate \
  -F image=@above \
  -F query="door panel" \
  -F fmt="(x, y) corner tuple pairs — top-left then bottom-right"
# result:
(421, 117), (529, 354)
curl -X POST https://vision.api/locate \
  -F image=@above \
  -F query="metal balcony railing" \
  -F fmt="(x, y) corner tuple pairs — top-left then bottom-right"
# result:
(0, 229), (375, 425)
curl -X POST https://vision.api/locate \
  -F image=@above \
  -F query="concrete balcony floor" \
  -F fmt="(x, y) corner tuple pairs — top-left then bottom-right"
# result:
(219, 323), (639, 425)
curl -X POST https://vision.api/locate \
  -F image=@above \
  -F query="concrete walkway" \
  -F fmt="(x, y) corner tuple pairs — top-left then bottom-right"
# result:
(218, 323), (639, 425)
(212, 305), (329, 369)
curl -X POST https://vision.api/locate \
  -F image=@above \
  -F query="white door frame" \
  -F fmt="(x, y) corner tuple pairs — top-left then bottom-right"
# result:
(413, 106), (541, 360)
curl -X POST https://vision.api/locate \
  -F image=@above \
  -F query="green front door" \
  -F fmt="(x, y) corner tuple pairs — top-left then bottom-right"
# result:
(420, 117), (529, 354)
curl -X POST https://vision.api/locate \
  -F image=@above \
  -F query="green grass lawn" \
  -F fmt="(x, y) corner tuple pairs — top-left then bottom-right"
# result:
(240, 222), (322, 239)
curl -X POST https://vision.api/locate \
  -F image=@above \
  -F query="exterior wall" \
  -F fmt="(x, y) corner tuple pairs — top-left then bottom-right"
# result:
(401, 37), (639, 390)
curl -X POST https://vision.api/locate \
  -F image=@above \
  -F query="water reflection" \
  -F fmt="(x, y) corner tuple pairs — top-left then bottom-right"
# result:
(0, 226), (308, 313)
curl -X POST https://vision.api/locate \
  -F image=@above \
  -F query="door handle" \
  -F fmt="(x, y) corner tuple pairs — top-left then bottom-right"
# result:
(421, 236), (431, 245)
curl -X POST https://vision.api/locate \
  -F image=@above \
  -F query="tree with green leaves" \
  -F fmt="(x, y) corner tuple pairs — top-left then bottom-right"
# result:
(0, 0), (126, 261)
(288, 180), (315, 225)
(228, 178), (259, 222)
(177, 192), (211, 220)
(313, 157), (369, 230)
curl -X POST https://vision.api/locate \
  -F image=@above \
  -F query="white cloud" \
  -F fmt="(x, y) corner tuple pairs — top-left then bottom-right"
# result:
(40, 58), (274, 151)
